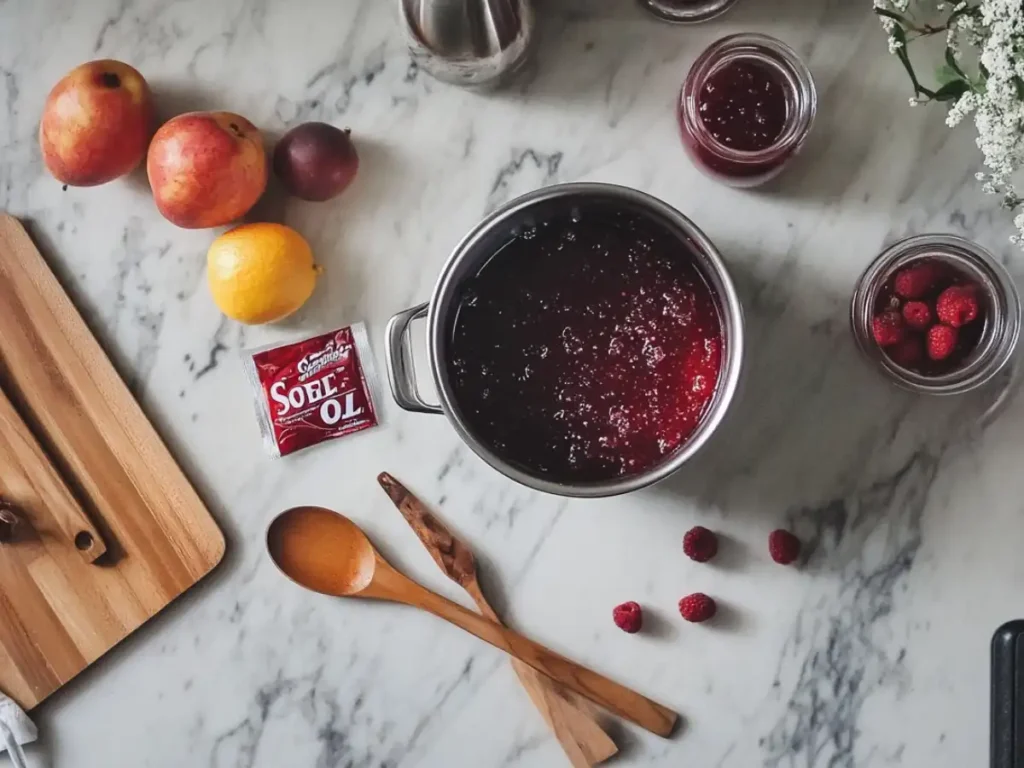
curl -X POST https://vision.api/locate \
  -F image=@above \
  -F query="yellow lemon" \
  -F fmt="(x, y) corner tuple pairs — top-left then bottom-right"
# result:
(207, 223), (320, 324)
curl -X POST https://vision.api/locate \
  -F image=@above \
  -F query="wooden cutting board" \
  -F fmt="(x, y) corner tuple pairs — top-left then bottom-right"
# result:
(0, 214), (225, 710)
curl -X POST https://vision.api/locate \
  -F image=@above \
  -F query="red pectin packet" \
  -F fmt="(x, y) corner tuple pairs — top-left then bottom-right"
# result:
(242, 324), (380, 457)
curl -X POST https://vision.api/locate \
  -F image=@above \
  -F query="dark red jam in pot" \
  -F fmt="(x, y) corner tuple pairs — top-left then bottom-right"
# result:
(679, 34), (816, 187)
(447, 206), (724, 483)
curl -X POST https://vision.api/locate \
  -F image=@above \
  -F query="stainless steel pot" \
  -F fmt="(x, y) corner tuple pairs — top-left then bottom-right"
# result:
(399, 0), (534, 88)
(385, 182), (745, 497)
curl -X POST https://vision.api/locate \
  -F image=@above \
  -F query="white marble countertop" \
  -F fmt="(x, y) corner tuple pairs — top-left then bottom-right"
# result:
(3, 1), (1024, 766)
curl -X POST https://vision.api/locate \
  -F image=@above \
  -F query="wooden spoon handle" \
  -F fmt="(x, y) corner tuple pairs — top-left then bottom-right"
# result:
(464, 582), (618, 766)
(377, 473), (617, 765)
(374, 569), (678, 737)
(508, 661), (618, 766)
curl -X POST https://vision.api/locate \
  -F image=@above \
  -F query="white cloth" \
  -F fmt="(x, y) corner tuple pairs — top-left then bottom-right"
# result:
(0, 692), (36, 768)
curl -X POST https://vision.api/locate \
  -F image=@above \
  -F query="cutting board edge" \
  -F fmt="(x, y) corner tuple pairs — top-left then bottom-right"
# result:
(0, 214), (225, 561)
(25, 541), (226, 712)
(0, 213), (229, 711)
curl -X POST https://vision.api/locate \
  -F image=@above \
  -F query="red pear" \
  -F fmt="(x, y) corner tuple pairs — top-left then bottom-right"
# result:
(39, 59), (154, 186)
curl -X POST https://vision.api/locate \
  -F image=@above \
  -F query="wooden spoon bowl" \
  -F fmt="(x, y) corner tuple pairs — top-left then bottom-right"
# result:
(267, 506), (376, 596)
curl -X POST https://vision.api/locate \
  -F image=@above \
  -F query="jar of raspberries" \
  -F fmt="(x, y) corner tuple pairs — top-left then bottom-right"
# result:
(851, 234), (1020, 395)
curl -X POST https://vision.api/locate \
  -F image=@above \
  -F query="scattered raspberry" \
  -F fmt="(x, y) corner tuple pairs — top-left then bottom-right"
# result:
(612, 601), (643, 633)
(935, 286), (979, 328)
(893, 262), (941, 299)
(683, 525), (719, 562)
(901, 301), (932, 330)
(887, 335), (924, 369)
(927, 324), (958, 361)
(678, 593), (717, 623)
(768, 529), (801, 565)
(871, 310), (905, 347)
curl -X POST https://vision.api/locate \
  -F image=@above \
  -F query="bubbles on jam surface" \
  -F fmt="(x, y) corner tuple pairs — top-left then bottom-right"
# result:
(447, 206), (724, 482)
(699, 59), (788, 152)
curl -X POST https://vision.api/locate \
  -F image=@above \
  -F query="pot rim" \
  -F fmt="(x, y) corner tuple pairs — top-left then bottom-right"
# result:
(426, 181), (745, 498)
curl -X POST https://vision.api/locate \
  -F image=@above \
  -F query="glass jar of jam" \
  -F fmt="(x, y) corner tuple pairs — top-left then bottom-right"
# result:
(851, 234), (1020, 395)
(678, 33), (816, 187)
(638, 0), (739, 24)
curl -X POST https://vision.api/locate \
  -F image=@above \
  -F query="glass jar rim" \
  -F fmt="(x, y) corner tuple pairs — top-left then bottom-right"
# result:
(680, 33), (817, 165)
(640, 0), (740, 24)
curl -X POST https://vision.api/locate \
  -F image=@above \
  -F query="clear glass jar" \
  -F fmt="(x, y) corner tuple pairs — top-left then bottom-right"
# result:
(678, 33), (817, 188)
(638, 0), (739, 24)
(851, 234), (1021, 395)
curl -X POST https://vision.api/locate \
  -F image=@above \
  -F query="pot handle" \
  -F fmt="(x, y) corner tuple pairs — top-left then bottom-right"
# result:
(385, 303), (443, 415)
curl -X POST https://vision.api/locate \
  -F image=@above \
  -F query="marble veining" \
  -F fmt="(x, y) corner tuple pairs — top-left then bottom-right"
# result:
(2, 0), (1023, 766)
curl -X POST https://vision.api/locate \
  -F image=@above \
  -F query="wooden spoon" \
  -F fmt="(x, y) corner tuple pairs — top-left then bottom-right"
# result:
(266, 506), (678, 738)
(377, 472), (617, 766)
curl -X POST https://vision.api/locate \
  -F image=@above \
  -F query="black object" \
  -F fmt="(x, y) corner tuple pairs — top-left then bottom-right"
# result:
(993, 621), (1024, 767)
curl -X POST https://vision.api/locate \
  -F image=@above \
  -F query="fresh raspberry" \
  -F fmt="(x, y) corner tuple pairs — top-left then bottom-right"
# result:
(871, 311), (905, 347)
(683, 525), (718, 562)
(935, 285), (979, 327)
(612, 601), (643, 633)
(901, 301), (932, 330)
(893, 261), (942, 299)
(768, 529), (801, 565)
(678, 593), (716, 623)
(927, 324), (958, 361)
(887, 335), (924, 369)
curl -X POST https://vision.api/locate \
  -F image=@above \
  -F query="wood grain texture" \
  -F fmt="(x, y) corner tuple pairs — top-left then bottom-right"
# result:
(377, 472), (477, 587)
(377, 472), (617, 767)
(365, 555), (679, 739)
(0, 215), (225, 710)
(0, 384), (107, 562)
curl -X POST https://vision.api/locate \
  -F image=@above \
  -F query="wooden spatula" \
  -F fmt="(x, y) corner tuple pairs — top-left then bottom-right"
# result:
(377, 472), (619, 767)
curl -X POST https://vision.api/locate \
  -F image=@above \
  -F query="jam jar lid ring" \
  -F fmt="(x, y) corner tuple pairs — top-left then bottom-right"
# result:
(681, 33), (817, 164)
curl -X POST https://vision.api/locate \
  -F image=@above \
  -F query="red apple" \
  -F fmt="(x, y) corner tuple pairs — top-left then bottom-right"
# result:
(39, 59), (154, 186)
(147, 112), (267, 229)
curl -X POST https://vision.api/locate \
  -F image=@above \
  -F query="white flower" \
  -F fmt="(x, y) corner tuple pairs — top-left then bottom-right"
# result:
(946, 91), (978, 126)
(1013, 212), (1024, 243)
(947, 29), (958, 48)
(877, 0), (1024, 247)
